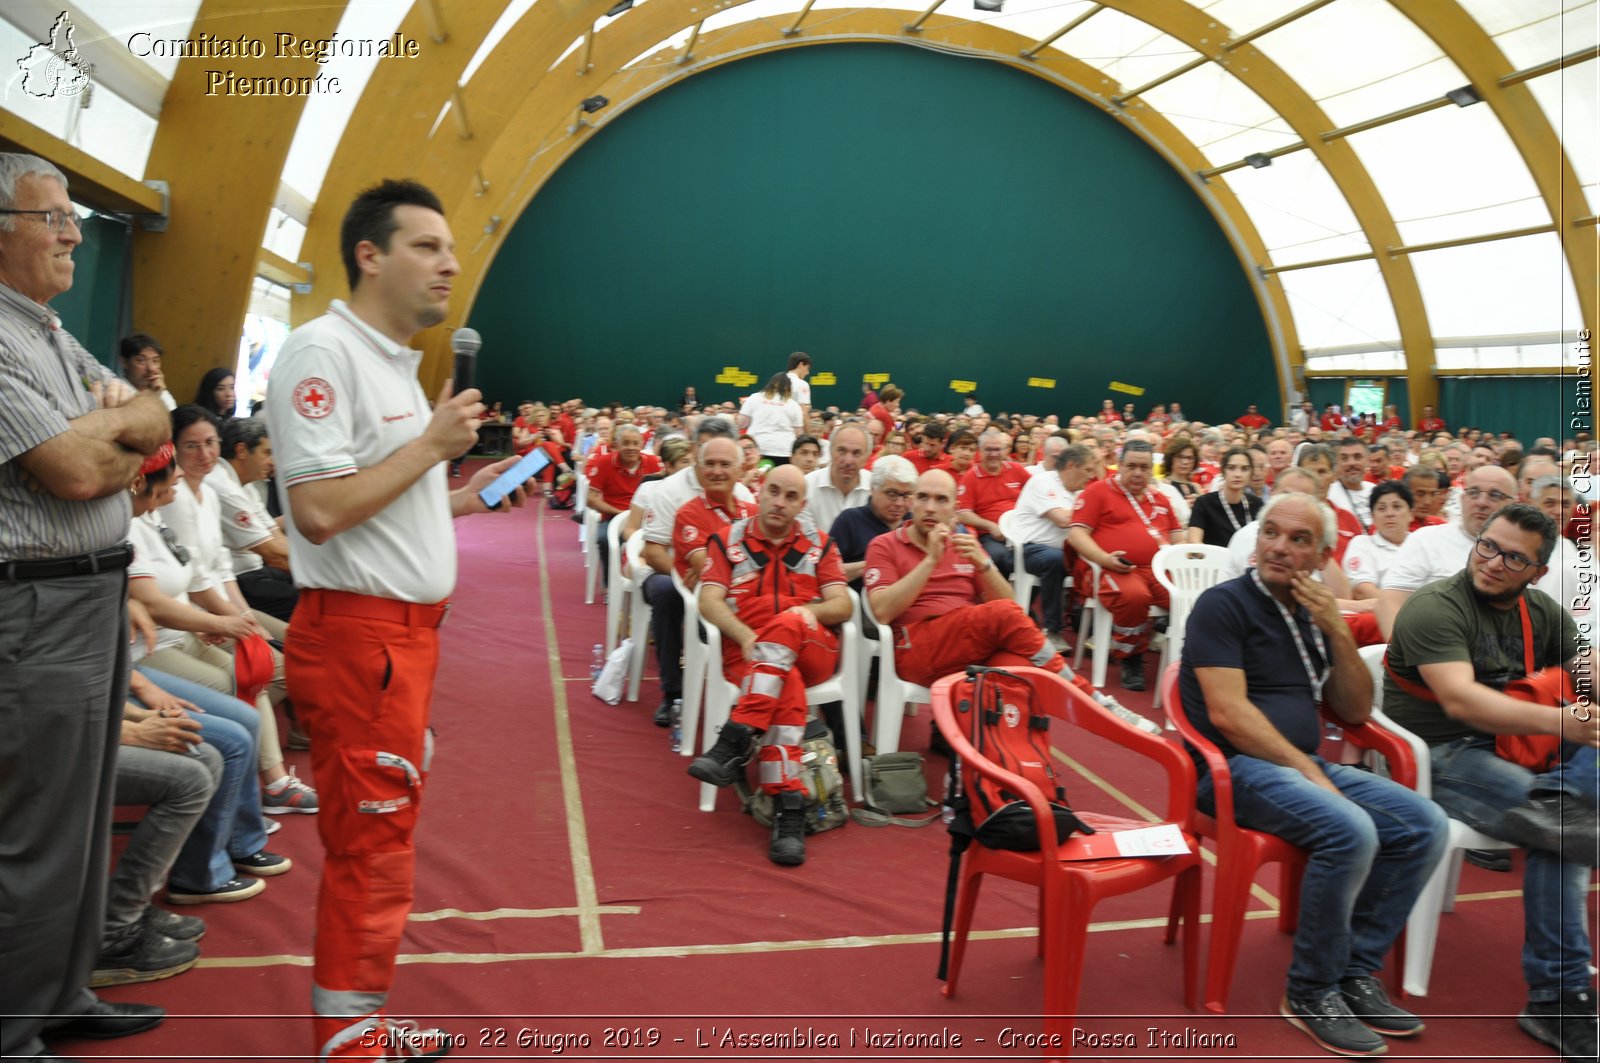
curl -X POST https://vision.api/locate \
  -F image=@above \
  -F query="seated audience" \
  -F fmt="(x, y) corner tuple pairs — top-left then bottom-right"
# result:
(119, 332), (177, 410)
(1009, 441), (1096, 648)
(1187, 446), (1262, 547)
(802, 423), (871, 532)
(956, 429), (1029, 576)
(193, 367), (237, 420)
(1341, 480), (1414, 603)
(209, 417), (296, 623)
(906, 421), (948, 474)
(830, 454), (915, 589)
(790, 434), (822, 474)
(586, 424), (661, 576)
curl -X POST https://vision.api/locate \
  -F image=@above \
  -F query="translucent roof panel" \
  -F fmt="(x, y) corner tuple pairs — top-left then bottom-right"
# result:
(621, 24), (699, 72)
(1436, 341), (1572, 371)
(73, 0), (200, 80)
(277, 1), (410, 207)
(1525, 68), (1600, 217)
(1346, 103), (1547, 246)
(1457, 0), (1597, 73)
(1251, 0), (1467, 129)
(262, 209), (308, 264)
(1409, 233), (1581, 338)
(1221, 151), (1371, 262)
(1140, 63), (1299, 167)
(1303, 351), (1407, 372)
(698, 0), (806, 38)
(1056, 8), (1201, 95)
(958, 0), (1101, 46)
(1276, 260), (1400, 350)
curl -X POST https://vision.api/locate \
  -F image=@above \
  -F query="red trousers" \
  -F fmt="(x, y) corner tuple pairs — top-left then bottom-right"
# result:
(725, 608), (839, 795)
(895, 599), (1071, 689)
(1074, 561), (1170, 659)
(287, 589), (444, 1057)
(1344, 610), (1383, 647)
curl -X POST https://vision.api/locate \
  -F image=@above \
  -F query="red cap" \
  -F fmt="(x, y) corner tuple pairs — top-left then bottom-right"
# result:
(138, 443), (175, 477)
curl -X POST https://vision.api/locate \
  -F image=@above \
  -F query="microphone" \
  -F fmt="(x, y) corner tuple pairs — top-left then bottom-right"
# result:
(451, 328), (482, 397)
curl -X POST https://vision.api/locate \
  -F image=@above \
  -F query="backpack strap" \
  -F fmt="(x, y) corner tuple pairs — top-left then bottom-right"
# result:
(1385, 594), (1536, 702)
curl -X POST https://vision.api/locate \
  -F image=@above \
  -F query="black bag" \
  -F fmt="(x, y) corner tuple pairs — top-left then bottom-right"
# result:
(937, 666), (1094, 979)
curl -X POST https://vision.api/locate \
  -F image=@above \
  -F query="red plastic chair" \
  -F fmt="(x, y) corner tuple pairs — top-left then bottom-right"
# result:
(931, 669), (1201, 1054)
(1161, 661), (1410, 1013)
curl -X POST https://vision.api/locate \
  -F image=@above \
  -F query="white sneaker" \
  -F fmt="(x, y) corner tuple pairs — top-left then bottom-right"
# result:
(1093, 691), (1164, 736)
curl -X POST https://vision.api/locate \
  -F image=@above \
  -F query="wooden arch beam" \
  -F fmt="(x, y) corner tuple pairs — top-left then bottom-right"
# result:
(131, 0), (346, 400)
(1389, 0), (1597, 377)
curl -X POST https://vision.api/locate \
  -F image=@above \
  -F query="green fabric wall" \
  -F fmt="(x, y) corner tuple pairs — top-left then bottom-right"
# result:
(1439, 376), (1574, 443)
(54, 214), (132, 368)
(468, 44), (1277, 422)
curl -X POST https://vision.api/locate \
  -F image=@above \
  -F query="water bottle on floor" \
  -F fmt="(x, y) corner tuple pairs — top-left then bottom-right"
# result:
(668, 699), (683, 753)
(590, 644), (604, 681)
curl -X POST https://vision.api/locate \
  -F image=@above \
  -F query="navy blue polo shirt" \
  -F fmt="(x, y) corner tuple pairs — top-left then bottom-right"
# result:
(829, 503), (897, 590)
(1178, 571), (1328, 758)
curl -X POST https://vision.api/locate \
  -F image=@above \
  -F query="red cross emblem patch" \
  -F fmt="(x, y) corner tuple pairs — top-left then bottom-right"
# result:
(293, 377), (335, 419)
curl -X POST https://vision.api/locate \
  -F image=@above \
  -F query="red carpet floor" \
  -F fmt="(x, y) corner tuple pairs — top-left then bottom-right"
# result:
(74, 467), (1594, 1060)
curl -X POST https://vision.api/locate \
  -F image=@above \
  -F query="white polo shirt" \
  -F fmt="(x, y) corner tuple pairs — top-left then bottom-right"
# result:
(1010, 473), (1077, 547)
(1342, 532), (1404, 589)
(127, 510), (197, 659)
(787, 372), (811, 409)
(164, 477), (238, 597)
(803, 466), (869, 533)
(267, 301), (455, 604)
(1382, 522), (1474, 592)
(206, 461), (274, 575)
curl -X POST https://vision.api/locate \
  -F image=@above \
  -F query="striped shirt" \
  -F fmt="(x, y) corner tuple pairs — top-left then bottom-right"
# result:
(0, 282), (130, 559)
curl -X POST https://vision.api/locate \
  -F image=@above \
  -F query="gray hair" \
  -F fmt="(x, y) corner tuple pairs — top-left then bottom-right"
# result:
(1259, 490), (1339, 551)
(870, 454), (917, 490)
(1530, 473), (1573, 503)
(694, 415), (735, 441)
(0, 154), (69, 231)
(830, 421), (870, 448)
(1060, 442), (1094, 468)
(221, 415), (269, 458)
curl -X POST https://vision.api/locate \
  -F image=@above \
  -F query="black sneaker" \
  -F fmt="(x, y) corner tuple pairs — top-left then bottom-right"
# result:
(768, 791), (807, 866)
(1520, 988), (1599, 1062)
(1502, 793), (1600, 866)
(1464, 847), (1513, 872)
(141, 906), (204, 942)
(166, 876), (265, 905)
(1119, 655), (1147, 692)
(233, 850), (292, 877)
(90, 924), (199, 987)
(1281, 990), (1388, 1056)
(652, 698), (677, 728)
(1340, 976), (1423, 1037)
(687, 721), (762, 788)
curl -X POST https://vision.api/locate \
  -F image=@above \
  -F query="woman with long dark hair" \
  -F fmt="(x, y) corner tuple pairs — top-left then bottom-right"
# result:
(193, 368), (236, 418)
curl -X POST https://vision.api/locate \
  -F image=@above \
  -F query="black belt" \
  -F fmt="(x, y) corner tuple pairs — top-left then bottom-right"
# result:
(2, 542), (134, 581)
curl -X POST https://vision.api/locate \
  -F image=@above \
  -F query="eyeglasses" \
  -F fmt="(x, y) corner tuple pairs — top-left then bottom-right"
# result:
(158, 524), (190, 566)
(1463, 487), (1513, 504)
(1474, 536), (1535, 573)
(881, 489), (912, 502)
(0, 209), (80, 232)
(180, 437), (222, 453)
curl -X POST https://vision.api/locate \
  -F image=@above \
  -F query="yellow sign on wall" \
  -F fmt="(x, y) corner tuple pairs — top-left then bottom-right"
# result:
(1109, 380), (1146, 396)
(714, 366), (759, 388)
(949, 379), (977, 393)
(1027, 377), (1056, 389)
(811, 372), (837, 386)
(863, 373), (890, 386)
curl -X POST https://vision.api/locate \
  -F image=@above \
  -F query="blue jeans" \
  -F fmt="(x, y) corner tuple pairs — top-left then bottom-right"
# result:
(643, 573), (683, 699)
(1429, 737), (1597, 998)
(1021, 543), (1066, 632)
(133, 666), (269, 892)
(1199, 754), (1449, 998)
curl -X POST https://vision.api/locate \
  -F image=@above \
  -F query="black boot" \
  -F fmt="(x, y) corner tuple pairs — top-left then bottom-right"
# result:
(1119, 655), (1146, 692)
(768, 791), (807, 866)
(687, 721), (762, 787)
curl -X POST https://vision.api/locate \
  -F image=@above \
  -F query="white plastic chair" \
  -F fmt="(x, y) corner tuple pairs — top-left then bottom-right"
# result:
(582, 507), (602, 605)
(603, 517), (632, 655)
(695, 589), (860, 812)
(1357, 644), (1515, 997)
(1150, 544), (1231, 709)
(622, 531), (652, 702)
(1071, 559), (1113, 688)
(998, 510), (1038, 610)
(671, 567), (710, 760)
(861, 588), (933, 760)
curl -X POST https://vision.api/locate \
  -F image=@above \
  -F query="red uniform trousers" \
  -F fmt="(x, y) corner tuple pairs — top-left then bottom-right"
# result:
(894, 599), (1092, 696)
(1074, 561), (1170, 660)
(287, 589), (444, 1058)
(724, 608), (839, 795)
(1344, 611), (1383, 647)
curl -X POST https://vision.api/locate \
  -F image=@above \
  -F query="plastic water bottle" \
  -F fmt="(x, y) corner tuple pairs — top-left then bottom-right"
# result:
(590, 644), (604, 681)
(668, 699), (683, 753)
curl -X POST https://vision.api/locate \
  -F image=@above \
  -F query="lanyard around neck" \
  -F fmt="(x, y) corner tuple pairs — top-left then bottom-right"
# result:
(1249, 567), (1330, 702)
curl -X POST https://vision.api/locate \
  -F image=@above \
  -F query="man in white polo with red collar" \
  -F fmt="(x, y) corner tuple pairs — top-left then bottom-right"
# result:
(267, 179), (522, 1062)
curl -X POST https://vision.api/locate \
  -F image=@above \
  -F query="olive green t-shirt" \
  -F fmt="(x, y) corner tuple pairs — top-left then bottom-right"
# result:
(1384, 569), (1581, 744)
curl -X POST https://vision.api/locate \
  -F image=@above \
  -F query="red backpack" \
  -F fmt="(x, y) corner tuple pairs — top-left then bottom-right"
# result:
(938, 666), (1094, 979)
(1385, 595), (1568, 772)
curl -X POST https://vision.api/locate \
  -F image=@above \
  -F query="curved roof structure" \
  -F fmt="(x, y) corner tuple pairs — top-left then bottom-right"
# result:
(1, 0), (1593, 415)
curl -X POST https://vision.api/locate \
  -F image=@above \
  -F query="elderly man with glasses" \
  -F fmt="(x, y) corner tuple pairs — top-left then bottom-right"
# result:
(829, 454), (914, 591)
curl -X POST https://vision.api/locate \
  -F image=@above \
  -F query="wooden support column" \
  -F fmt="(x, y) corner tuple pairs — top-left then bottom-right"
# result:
(132, 0), (346, 401)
